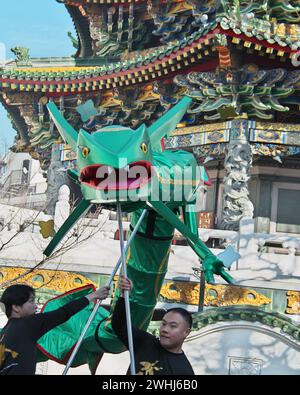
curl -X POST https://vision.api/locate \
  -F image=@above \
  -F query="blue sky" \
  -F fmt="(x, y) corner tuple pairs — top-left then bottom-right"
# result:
(0, 0), (76, 156)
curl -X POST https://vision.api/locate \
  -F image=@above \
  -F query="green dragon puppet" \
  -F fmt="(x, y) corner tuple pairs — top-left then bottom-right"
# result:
(36, 96), (235, 373)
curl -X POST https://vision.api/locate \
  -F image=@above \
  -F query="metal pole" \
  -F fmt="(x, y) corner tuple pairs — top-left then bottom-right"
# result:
(62, 208), (146, 375)
(192, 265), (206, 313)
(117, 203), (136, 375)
(62, 299), (102, 376)
(198, 269), (206, 312)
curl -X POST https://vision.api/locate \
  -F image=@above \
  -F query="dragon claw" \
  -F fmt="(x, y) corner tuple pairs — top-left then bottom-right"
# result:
(202, 255), (235, 285)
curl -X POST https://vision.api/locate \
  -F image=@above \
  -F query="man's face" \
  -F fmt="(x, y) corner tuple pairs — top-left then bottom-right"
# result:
(14, 293), (37, 317)
(159, 311), (191, 353)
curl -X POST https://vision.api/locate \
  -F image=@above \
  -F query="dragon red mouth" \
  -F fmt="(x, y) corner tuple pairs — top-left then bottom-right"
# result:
(79, 161), (152, 191)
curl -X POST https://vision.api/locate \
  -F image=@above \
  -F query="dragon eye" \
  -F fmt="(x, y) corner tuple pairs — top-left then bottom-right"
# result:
(81, 147), (90, 158)
(140, 143), (148, 154)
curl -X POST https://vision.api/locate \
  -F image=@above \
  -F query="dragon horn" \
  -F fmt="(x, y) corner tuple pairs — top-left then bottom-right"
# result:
(47, 102), (78, 152)
(147, 96), (192, 145)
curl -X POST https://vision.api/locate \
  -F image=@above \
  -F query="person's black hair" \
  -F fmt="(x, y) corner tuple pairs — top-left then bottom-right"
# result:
(0, 284), (35, 318)
(164, 307), (193, 329)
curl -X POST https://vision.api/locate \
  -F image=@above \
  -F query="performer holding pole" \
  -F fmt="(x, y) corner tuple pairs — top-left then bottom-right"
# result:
(62, 208), (146, 375)
(117, 203), (136, 375)
(0, 284), (110, 376)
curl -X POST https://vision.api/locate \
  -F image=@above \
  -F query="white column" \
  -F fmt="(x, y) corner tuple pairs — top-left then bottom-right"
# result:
(54, 185), (70, 231)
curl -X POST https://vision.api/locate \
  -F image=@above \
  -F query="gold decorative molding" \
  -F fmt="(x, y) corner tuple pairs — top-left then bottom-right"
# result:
(0, 267), (96, 293)
(160, 281), (272, 307)
(173, 122), (300, 139)
(286, 291), (300, 315)
(172, 123), (228, 136)
(255, 122), (300, 133)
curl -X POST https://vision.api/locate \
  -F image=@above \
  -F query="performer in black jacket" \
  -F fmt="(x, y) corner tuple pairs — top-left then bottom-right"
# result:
(112, 276), (194, 375)
(0, 283), (110, 375)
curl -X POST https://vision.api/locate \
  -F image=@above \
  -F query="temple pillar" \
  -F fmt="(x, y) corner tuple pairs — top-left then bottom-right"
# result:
(221, 119), (254, 230)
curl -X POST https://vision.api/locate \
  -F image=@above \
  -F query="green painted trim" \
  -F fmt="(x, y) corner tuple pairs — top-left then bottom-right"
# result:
(148, 307), (300, 343)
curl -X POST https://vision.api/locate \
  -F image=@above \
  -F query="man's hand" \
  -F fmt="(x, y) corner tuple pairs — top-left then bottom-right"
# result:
(86, 286), (110, 302)
(119, 275), (133, 297)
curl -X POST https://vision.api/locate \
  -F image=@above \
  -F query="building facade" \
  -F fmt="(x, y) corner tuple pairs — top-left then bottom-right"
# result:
(0, 151), (47, 210)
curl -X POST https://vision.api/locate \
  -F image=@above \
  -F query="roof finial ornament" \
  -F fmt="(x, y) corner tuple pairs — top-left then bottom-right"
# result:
(10, 46), (31, 66)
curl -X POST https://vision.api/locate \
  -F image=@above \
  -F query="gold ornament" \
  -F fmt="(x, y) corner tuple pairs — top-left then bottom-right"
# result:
(286, 291), (300, 315)
(0, 267), (96, 293)
(160, 281), (272, 307)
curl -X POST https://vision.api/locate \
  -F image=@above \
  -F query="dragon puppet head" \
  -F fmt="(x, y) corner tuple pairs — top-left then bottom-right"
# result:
(47, 97), (192, 207)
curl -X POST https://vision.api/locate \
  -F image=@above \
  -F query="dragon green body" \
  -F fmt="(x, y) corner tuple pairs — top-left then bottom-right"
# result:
(36, 97), (234, 372)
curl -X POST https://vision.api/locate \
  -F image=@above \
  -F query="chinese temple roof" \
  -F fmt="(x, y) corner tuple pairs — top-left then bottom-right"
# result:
(60, 0), (300, 58)
(1, 0), (300, 169)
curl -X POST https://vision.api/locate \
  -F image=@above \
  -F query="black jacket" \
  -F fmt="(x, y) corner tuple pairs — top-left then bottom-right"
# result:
(112, 297), (194, 375)
(0, 297), (89, 375)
